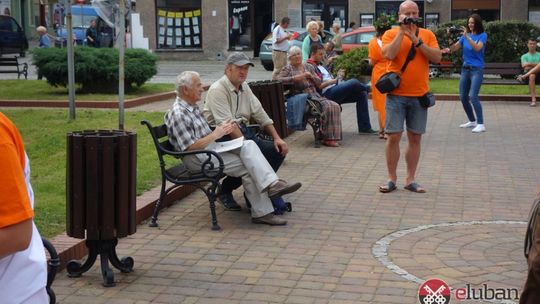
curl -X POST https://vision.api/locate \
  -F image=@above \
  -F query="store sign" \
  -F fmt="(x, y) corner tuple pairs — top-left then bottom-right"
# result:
(228, 0), (251, 50)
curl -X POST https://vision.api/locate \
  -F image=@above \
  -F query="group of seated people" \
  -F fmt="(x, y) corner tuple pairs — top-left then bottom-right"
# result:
(164, 49), (375, 225)
(276, 43), (375, 147)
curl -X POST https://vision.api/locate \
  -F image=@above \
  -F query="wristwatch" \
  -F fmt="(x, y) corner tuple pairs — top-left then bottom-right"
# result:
(415, 39), (424, 48)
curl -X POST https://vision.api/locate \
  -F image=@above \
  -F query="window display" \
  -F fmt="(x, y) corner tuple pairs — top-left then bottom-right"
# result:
(156, 0), (201, 49)
(228, 0), (250, 50)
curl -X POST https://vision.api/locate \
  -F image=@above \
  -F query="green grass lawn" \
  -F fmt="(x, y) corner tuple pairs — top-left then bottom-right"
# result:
(429, 78), (530, 95)
(0, 80), (175, 100)
(2, 109), (166, 238)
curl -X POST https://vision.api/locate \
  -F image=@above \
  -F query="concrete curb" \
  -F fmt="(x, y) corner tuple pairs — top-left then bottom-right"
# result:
(0, 91), (176, 108)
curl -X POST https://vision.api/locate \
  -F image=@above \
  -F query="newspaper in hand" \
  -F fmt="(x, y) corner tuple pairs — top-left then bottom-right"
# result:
(214, 136), (244, 153)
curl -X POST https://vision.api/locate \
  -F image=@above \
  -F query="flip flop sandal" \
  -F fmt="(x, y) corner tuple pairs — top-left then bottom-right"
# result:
(404, 182), (426, 193)
(379, 181), (397, 193)
(530, 102), (537, 107)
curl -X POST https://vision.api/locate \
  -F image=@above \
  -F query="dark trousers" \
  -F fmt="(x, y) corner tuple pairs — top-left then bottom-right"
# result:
(221, 126), (285, 194)
(322, 79), (372, 132)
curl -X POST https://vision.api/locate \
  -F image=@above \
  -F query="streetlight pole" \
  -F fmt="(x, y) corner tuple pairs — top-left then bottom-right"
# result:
(66, 0), (76, 121)
(118, 0), (126, 130)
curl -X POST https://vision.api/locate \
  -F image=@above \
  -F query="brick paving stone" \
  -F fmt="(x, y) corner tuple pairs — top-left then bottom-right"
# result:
(48, 101), (539, 303)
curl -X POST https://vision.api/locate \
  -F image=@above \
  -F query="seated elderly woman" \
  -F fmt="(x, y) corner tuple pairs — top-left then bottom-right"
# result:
(277, 46), (342, 147)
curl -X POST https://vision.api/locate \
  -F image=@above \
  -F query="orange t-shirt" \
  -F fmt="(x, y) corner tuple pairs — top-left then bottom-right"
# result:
(0, 112), (34, 228)
(381, 27), (439, 97)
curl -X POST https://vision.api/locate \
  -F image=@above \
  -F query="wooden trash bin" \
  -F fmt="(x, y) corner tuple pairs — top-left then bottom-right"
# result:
(66, 130), (137, 287)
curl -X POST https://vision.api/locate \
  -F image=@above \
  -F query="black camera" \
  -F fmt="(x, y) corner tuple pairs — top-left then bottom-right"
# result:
(400, 17), (422, 25)
(448, 26), (462, 34)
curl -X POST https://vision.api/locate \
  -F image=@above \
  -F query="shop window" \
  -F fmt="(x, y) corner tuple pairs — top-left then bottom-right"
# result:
(155, 0), (201, 49)
(302, 0), (347, 30)
(228, 0), (251, 50)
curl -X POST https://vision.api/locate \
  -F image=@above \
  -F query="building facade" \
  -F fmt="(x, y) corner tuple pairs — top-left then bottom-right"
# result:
(3, 0), (539, 58)
(135, 0), (537, 60)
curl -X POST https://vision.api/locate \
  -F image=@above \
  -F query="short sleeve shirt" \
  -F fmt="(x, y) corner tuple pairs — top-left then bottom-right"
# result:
(521, 52), (540, 65)
(0, 112), (33, 228)
(272, 25), (289, 51)
(459, 32), (487, 68)
(382, 27), (439, 97)
(164, 98), (212, 152)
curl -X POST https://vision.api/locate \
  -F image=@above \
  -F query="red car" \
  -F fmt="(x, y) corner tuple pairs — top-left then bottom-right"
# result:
(340, 26), (376, 53)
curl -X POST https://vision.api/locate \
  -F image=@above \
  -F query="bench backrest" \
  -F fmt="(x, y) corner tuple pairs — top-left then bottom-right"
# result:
(141, 120), (176, 168)
(483, 62), (522, 76)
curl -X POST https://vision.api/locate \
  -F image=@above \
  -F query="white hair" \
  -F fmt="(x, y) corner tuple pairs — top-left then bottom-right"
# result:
(287, 46), (302, 59)
(175, 71), (200, 95)
(306, 21), (319, 32)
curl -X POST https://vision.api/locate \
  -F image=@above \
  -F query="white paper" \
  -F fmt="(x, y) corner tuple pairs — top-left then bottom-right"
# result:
(158, 36), (165, 44)
(176, 37), (183, 46)
(167, 18), (173, 26)
(185, 37), (191, 46)
(213, 137), (244, 153)
(166, 36), (172, 45)
(158, 17), (165, 25)
(193, 25), (199, 34)
(175, 28), (182, 36)
(192, 17), (198, 25)
(193, 35), (200, 45)
(184, 27), (191, 36)
(183, 18), (190, 25)
(167, 28), (173, 36)
(159, 27), (165, 35)
(175, 18), (181, 26)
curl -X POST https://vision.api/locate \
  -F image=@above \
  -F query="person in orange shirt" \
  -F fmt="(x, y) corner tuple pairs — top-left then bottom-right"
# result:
(368, 16), (392, 140)
(378, 0), (441, 194)
(0, 112), (48, 303)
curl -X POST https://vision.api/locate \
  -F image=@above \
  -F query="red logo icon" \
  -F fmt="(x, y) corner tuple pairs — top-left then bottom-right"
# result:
(418, 279), (451, 304)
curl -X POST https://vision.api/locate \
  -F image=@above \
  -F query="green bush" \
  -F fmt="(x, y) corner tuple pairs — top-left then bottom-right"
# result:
(32, 47), (157, 93)
(433, 20), (540, 64)
(333, 47), (371, 80)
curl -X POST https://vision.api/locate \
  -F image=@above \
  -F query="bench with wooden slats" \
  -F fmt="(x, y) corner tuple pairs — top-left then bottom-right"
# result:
(0, 56), (28, 79)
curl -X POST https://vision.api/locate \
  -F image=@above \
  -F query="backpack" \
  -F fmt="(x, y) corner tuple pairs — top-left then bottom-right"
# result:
(521, 197), (540, 303)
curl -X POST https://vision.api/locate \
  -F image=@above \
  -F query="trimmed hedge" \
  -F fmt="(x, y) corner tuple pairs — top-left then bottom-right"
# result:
(333, 47), (371, 80)
(32, 47), (157, 93)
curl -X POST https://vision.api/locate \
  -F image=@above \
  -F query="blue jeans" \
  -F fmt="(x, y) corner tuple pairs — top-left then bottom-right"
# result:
(459, 66), (484, 124)
(286, 93), (308, 131)
(322, 79), (372, 132)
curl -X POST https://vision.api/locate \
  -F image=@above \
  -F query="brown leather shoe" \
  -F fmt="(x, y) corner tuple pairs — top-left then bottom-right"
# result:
(267, 179), (302, 199)
(252, 213), (287, 226)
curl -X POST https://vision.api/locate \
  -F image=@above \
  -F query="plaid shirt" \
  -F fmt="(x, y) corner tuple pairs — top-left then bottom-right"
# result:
(164, 97), (212, 152)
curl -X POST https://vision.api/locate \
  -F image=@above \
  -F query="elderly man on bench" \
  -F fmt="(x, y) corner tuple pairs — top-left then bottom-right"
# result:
(164, 71), (301, 226)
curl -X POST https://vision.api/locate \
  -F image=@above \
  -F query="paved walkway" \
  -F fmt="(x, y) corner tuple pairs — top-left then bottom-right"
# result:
(51, 99), (539, 304)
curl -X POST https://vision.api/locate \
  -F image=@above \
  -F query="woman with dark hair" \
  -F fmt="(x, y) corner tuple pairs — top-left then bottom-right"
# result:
(444, 14), (487, 133)
(368, 16), (392, 139)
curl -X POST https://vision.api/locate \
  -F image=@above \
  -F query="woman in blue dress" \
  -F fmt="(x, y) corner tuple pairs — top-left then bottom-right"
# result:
(444, 14), (487, 133)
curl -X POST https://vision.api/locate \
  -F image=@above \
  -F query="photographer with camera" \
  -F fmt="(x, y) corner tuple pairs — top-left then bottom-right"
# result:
(442, 14), (487, 133)
(378, 0), (441, 194)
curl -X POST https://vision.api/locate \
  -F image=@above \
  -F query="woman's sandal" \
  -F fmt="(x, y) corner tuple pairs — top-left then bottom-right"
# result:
(379, 181), (397, 193)
(530, 101), (537, 107)
(378, 130), (385, 139)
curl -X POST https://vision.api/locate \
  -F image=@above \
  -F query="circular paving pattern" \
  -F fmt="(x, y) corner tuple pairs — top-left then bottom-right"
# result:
(372, 220), (527, 304)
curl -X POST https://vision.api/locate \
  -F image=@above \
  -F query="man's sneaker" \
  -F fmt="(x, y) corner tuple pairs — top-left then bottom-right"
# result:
(459, 121), (477, 128)
(471, 124), (486, 133)
(252, 213), (287, 226)
(267, 179), (302, 199)
(217, 192), (242, 211)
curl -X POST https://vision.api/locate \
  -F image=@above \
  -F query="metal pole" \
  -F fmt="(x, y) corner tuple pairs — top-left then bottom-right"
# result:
(66, 0), (76, 120)
(118, 0), (126, 130)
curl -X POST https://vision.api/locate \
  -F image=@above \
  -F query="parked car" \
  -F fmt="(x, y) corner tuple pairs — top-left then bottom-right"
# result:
(0, 15), (29, 57)
(259, 28), (334, 71)
(340, 26), (376, 53)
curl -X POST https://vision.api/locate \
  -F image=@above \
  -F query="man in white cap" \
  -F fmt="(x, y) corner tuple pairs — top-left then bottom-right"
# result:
(204, 52), (288, 211)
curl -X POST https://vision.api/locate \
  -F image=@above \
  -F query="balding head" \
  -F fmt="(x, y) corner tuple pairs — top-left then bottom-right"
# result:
(399, 0), (419, 14)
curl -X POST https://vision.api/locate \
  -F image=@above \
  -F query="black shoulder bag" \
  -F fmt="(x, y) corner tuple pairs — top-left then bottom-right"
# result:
(375, 33), (417, 94)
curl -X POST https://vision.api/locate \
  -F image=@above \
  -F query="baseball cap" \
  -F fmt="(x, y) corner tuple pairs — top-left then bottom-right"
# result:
(226, 52), (254, 67)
